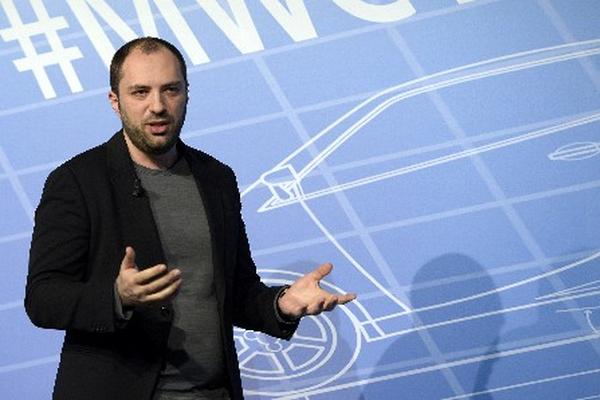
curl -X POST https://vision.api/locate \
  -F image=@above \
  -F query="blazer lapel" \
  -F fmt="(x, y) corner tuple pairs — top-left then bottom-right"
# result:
(105, 133), (225, 310)
(106, 131), (165, 269)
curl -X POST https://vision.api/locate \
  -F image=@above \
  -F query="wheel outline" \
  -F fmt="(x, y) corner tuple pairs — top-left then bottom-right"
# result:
(235, 312), (336, 379)
(237, 269), (362, 398)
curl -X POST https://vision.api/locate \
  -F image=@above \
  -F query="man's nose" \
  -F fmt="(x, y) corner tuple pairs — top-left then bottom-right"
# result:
(149, 92), (166, 114)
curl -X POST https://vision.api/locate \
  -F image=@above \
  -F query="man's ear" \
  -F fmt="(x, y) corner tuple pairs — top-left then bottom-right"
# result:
(108, 90), (120, 115)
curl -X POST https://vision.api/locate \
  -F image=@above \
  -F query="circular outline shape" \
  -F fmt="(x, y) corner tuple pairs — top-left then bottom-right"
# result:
(235, 311), (336, 380)
(238, 269), (362, 398)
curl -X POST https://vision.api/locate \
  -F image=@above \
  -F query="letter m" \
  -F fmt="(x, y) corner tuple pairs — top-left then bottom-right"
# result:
(66, 0), (210, 67)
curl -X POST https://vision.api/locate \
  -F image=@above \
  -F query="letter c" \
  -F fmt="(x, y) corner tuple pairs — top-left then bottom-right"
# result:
(333, 0), (416, 23)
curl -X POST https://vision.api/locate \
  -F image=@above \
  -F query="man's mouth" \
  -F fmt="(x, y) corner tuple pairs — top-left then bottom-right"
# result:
(146, 120), (170, 134)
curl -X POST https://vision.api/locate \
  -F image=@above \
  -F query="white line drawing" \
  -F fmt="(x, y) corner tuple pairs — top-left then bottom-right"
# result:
(0, 355), (59, 374)
(543, 279), (600, 334)
(238, 253), (600, 397)
(234, 39), (600, 398)
(249, 39), (600, 210)
(0, 300), (22, 312)
(538, 280), (600, 301)
(234, 271), (361, 397)
(548, 142), (600, 161)
(440, 367), (600, 400)
(556, 306), (600, 335)
(585, 310), (600, 334)
(0, 145), (34, 222)
(249, 38), (600, 337)
(273, 333), (600, 400)
(1, 3), (600, 399)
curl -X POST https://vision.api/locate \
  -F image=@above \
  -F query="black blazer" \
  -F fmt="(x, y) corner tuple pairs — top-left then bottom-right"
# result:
(26, 132), (296, 400)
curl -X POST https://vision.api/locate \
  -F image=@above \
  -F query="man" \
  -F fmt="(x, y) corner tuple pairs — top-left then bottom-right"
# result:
(26, 37), (355, 400)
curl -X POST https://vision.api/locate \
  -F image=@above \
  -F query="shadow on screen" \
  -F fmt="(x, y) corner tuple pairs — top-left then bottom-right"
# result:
(359, 253), (504, 399)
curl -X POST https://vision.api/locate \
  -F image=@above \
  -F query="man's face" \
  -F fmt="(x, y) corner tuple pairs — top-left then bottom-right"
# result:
(109, 47), (188, 155)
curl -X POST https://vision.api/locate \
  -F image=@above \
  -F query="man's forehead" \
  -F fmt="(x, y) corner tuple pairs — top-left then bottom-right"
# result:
(120, 47), (183, 84)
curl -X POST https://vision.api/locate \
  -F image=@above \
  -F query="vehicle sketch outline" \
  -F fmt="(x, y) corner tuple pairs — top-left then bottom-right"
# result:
(234, 39), (600, 397)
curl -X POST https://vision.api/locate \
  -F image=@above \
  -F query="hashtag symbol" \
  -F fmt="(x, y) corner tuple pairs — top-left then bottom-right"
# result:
(0, 0), (83, 99)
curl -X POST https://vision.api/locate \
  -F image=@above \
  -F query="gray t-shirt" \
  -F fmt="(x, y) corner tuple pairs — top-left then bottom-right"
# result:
(134, 157), (226, 394)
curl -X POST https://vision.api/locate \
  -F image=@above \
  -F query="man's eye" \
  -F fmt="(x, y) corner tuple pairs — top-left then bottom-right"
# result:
(166, 87), (180, 94)
(133, 90), (147, 96)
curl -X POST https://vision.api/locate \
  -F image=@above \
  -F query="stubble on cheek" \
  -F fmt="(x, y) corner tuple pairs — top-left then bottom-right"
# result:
(118, 96), (187, 155)
(120, 109), (176, 155)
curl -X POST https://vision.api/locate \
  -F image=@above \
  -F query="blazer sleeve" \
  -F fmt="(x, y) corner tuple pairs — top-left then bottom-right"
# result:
(225, 169), (298, 340)
(26, 165), (116, 333)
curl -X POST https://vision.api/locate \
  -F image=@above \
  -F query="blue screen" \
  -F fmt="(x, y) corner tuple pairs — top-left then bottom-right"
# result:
(1, 1), (599, 399)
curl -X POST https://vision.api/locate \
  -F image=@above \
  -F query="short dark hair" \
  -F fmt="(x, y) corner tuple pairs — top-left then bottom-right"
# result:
(109, 37), (188, 95)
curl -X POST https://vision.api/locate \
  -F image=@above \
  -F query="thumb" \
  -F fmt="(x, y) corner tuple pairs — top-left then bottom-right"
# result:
(309, 262), (333, 281)
(120, 246), (137, 271)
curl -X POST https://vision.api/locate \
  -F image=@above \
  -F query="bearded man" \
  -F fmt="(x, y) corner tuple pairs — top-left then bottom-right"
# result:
(26, 37), (355, 400)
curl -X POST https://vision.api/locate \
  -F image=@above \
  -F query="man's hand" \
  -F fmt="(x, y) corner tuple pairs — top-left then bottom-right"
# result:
(116, 247), (182, 307)
(277, 263), (356, 320)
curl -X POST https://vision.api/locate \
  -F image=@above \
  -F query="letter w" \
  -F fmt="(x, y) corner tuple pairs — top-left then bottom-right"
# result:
(66, 0), (209, 67)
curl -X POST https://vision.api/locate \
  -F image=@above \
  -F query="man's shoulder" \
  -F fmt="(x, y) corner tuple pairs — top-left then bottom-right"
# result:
(182, 143), (225, 166)
(52, 142), (108, 176)
(180, 144), (242, 197)
(181, 143), (235, 178)
(53, 131), (127, 175)
(44, 134), (123, 192)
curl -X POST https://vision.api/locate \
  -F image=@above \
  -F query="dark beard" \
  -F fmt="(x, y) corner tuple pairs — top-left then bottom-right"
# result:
(120, 108), (186, 155)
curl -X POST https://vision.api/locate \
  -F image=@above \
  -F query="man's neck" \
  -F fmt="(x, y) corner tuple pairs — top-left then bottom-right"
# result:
(123, 131), (178, 170)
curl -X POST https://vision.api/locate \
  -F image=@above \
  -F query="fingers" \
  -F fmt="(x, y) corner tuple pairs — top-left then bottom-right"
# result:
(283, 262), (356, 317)
(322, 296), (338, 312)
(142, 268), (181, 294)
(133, 264), (168, 284)
(118, 268), (181, 306)
(309, 262), (333, 281)
(304, 292), (356, 315)
(116, 249), (182, 306)
(337, 293), (357, 305)
(120, 246), (137, 271)
(278, 290), (356, 318)
(140, 277), (182, 303)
